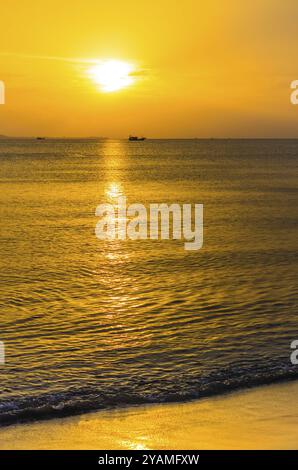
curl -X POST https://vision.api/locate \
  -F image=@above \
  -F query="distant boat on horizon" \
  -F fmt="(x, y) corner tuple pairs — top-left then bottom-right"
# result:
(128, 135), (146, 141)
(36, 137), (46, 140)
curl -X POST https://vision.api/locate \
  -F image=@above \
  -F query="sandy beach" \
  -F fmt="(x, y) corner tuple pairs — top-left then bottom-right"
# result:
(0, 381), (297, 450)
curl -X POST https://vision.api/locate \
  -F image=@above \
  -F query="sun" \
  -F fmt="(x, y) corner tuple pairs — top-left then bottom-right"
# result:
(87, 59), (135, 92)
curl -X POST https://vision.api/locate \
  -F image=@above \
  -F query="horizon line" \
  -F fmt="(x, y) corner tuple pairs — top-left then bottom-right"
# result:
(2, 136), (298, 140)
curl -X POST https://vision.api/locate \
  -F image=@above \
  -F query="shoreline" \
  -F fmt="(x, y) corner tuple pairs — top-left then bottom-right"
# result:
(0, 380), (297, 450)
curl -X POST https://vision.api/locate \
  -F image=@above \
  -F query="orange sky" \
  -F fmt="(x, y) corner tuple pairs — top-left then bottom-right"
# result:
(1, 0), (298, 137)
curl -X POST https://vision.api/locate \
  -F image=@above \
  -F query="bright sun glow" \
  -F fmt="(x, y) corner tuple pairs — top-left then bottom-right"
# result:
(87, 59), (134, 92)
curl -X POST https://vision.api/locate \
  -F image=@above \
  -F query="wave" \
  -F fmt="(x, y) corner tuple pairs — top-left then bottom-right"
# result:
(1, 364), (297, 426)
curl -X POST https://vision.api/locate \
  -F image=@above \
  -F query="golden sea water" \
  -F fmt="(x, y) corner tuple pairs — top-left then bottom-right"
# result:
(0, 138), (297, 424)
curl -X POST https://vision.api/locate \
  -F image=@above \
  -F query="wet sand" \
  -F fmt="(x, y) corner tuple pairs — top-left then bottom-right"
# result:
(0, 381), (297, 450)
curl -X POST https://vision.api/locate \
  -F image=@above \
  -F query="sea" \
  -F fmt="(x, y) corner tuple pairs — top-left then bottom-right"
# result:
(0, 138), (297, 424)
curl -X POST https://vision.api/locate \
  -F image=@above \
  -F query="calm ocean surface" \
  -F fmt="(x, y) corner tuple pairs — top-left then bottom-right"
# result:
(0, 139), (297, 424)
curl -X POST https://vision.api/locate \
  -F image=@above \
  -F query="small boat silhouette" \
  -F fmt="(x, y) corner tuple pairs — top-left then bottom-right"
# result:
(128, 135), (146, 141)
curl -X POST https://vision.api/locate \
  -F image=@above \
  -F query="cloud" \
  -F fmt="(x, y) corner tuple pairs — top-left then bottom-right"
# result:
(0, 52), (101, 64)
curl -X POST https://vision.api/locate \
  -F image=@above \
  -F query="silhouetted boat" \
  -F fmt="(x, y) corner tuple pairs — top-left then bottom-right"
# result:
(128, 136), (146, 141)
(36, 137), (46, 140)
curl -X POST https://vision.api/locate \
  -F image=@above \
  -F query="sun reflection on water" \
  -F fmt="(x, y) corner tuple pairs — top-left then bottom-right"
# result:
(105, 182), (123, 200)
